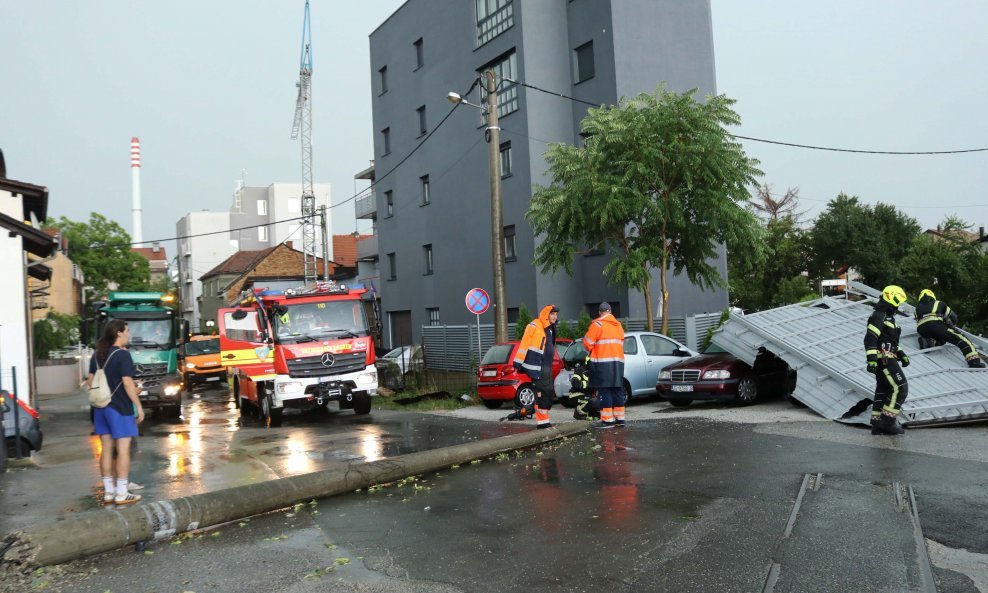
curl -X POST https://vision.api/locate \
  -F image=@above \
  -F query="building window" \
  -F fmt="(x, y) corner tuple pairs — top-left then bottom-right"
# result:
(381, 127), (391, 155)
(586, 302), (621, 318)
(378, 65), (388, 94)
(258, 226), (268, 242)
(504, 224), (516, 261)
(420, 175), (430, 206)
(427, 308), (440, 326)
(499, 142), (512, 178)
(479, 51), (518, 119)
(387, 252), (397, 280)
(476, 0), (513, 46)
(413, 38), (424, 69)
(385, 190), (394, 218)
(423, 244), (433, 275)
(257, 199), (267, 216)
(416, 105), (427, 136)
(574, 41), (595, 83)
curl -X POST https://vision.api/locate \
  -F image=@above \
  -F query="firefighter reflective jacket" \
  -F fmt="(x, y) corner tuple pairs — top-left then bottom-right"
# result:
(584, 312), (625, 388)
(864, 302), (906, 363)
(513, 305), (556, 380)
(914, 298), (959, 327)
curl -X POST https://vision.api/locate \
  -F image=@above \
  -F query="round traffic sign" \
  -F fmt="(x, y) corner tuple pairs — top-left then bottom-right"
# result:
(465, 288), (490, 315)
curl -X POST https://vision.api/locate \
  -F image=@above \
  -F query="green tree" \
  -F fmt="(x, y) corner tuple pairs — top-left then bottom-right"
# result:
(32, 312), (81, 359)
(730, 215), (814, 311)
(527, 87), (766, 334)
(808, 194), (921, 287)
(51, 213), (150, 306)
(556, 319), (576, 340)
(575, 310), (593, 338)
(514, 303), (533, 336)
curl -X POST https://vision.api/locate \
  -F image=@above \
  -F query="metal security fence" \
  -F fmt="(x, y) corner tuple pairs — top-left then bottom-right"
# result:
(421, 313), (725, 372)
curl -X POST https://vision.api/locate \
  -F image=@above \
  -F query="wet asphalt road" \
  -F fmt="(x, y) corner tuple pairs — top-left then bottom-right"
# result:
(4, 386), (988, 593)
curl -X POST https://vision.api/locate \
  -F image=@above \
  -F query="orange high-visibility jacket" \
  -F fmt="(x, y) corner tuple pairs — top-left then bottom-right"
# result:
(584, 312), (624, 388)
(513, 305), (556, 380)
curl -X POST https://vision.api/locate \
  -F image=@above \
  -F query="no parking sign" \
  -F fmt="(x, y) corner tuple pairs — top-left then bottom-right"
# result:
(465, 288), (490, 315)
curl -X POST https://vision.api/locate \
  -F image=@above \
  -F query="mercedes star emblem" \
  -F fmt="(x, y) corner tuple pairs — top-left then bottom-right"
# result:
(320, 352), (336, 367)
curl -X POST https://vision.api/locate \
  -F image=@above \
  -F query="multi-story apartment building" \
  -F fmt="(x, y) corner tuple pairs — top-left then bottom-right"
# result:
(176, 210), (238, 332)
(369, 0), (726, 345)
(230, 183), (332, 252)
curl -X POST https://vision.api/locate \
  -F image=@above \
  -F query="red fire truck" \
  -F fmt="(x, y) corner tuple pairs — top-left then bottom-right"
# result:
(218, 282), (377, 427)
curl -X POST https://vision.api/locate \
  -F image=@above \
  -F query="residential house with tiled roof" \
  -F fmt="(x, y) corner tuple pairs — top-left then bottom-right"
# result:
(131, 243), (169, 286)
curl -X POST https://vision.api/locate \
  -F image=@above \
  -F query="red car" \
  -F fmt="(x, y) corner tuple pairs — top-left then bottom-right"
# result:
(656, 344), (795, 406)
(477, 341), (563, 409)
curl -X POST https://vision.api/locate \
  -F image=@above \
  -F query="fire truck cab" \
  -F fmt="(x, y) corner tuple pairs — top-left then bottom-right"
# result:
(219, 282), (377, 427)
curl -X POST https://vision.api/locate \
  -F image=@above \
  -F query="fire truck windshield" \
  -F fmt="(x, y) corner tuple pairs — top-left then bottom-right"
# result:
(272, 301), (369, 344)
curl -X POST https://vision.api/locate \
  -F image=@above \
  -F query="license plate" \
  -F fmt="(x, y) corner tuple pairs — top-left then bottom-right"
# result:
(327, 388), (342, 397)
(671, 385), (694, 392)
(206, 377), (220, 382)
(139, 390), (148, 396)
(482, 370), (497, 377)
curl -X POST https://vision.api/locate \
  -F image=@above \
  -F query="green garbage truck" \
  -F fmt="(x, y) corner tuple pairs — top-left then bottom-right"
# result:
(87, 292), (188, 418)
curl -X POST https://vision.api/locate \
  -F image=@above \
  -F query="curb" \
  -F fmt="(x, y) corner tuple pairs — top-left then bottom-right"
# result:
(2, 421), (589, 568)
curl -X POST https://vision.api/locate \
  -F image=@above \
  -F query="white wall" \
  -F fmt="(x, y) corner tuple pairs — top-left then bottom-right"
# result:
(177, 210), (237, 331)
(0, 190), (30, 402)
(268, 182), (332, 262)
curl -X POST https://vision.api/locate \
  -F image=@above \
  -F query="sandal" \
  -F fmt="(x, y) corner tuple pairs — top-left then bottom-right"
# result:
(114, 492), (142, 506)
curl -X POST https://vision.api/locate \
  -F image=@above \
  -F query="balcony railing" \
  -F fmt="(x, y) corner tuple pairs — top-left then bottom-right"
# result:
(355, 192), (377, 220)
(356, 235), (378, 261)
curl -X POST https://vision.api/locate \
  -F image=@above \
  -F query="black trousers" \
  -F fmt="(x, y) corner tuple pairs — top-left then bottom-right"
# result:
(533, 373), (555, 411)
(918, 322), (978, 359)
(873, 359), (908, 417)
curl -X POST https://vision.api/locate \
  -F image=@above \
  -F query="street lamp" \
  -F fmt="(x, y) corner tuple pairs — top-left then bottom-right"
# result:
(447, 71), (509, 343)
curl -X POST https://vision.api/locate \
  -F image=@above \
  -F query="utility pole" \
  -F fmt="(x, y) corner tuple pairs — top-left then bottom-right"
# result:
(485, 70), (508, 343)
(320, 205), (331, 281)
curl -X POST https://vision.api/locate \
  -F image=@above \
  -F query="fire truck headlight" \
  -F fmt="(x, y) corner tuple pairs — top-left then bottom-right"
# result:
(356, 371), (377, 385)
(277, 381), (304, 394)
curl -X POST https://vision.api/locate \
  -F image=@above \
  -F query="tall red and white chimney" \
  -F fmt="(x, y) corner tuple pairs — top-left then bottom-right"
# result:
(131, 137), (143, 244)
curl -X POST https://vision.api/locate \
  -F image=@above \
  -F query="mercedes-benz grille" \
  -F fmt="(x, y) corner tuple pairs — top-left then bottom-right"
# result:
(287, 352), (367, 378)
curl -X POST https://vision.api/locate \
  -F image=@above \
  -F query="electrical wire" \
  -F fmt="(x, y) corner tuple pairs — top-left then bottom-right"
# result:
(506, 77), (988, 155)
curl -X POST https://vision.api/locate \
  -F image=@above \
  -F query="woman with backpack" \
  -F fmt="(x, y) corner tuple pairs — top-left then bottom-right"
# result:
(86, 319), (145, 505)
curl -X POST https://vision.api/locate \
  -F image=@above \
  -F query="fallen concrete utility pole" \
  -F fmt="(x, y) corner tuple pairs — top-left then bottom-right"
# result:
(2, 422), (588, 569)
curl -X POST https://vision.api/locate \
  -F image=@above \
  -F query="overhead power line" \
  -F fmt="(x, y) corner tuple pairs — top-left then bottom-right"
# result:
(508, 78), (988, 155)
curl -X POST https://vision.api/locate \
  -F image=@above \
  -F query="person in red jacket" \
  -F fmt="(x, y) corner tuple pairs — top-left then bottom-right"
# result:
(513, 305), (559, 429)
(584, 302), (626, 428)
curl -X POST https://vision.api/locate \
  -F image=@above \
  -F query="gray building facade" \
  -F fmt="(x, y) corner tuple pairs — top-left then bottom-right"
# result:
(370, 0), (726, 346)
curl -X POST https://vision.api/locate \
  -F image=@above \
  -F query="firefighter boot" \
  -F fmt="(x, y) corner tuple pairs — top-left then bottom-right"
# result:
(967, 357), (986, 369)
(873, 414), (904, 436)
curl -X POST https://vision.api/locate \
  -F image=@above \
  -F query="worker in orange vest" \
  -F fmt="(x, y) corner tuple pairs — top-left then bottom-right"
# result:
(584, 302), (625, 428)
(513, 305), (559, 429)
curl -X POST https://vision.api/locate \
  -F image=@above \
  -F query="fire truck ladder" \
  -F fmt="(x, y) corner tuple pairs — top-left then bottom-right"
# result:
(291, 0), (318, 287)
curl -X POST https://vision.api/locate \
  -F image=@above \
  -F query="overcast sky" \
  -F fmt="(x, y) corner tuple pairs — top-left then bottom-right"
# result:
(2, 1), (986, 264)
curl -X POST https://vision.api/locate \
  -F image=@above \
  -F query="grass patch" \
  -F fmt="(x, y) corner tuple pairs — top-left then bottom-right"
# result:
(375, 391), (478, 412)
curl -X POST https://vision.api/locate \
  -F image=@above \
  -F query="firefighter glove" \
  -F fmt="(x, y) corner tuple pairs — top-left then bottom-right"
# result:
(866, 360), (879, 374)
(899, 353), (910, 367)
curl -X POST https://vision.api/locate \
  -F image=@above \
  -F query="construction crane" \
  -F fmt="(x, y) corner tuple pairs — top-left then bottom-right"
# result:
(291, 0), (318, 286)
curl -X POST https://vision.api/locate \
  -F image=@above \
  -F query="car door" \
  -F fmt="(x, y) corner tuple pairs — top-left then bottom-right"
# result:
(217, 307), (275, 382)
(639, 333), (691, 391)
(623, 335), (645, 395)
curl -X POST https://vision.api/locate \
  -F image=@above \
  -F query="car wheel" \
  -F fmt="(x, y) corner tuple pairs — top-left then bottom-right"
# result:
(623, 381), (632, 404)
(482, 399), (503, 410)
(669, 400), (692, 407)
(182, 374), (193, 393)
(353, 392), (372, 415)
(735, 376), (758, 405)
(515, 385), (536, 408)
(5, 436), (34, 456)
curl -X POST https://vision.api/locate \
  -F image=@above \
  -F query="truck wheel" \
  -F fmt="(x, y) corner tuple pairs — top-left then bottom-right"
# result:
(353, 392), (372, 415)
(260, 392), (283, 428)
(482, 399), (503, 410)
(163, 404), (182, 420)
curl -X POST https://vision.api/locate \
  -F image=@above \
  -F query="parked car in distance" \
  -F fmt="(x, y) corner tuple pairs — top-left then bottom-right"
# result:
(554, 331), (699, 402)
(181, 335), (226, 392)
(477, 342), (563, 409)
(2, 389), (43, 456)
(376, 345), (424, 390)
(656, 343), (796, 406)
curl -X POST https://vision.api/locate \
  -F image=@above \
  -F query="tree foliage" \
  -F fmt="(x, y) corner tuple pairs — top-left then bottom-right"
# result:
(808, 194), (921, 287)
(32, 312), (81, 359)
(514, 303), (533, 338)
(51, 213), (151, 305)
(527, 86), (766, 333)
(729, 214), (814, 311)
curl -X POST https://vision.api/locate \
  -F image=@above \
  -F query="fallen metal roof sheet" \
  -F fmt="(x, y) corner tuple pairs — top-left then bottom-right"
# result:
(711, 283), (988, 427)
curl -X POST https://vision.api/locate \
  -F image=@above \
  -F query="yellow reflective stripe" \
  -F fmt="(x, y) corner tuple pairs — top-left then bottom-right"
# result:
(882, 368), (900, 413)
(866, 349), (878, 355)
(884, 321), (896, 328)
(868, 325), (881, 335)
(221, 348), (274, 367)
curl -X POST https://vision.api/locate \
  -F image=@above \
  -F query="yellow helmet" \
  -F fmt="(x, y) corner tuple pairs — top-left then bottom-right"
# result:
(881, 285), (908, 308)
(918, 288), (936, 301)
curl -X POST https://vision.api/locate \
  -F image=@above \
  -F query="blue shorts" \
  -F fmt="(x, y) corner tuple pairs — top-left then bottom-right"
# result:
(93, 406), (139, 439)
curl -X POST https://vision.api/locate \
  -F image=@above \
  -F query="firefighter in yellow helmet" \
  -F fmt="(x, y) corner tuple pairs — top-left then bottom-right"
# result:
(863, 285), (910, 435)
(914, 289), (985, 368)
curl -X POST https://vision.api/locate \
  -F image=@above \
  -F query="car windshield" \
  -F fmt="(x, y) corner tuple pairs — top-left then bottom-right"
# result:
(184, 338), (220, 356)
(563, 341), (589, 364)
(481, 344), (515, 365)
(382, 346), (409, 360)
(271, 300), (369, 344)
(126, 319), (173, 347)
(703, 343), (728, 354)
